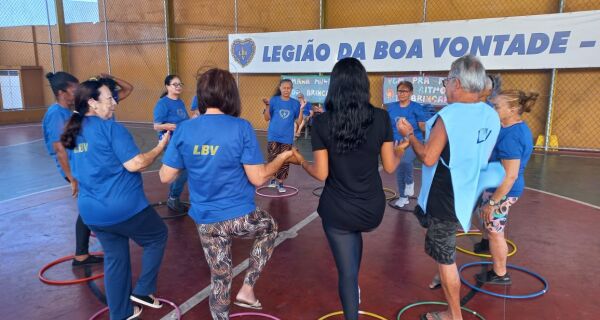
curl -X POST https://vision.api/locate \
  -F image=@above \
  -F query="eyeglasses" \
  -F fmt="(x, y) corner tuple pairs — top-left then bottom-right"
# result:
(442, 77), (457, 87)
(397, 90), (411, 94)
(170, 83), (184, 88)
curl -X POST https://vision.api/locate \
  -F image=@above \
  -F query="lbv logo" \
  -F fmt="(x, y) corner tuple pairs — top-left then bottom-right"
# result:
(193, 145), (219, 156)
(231, 38), (256, 67)
(74, 143), (88, 153)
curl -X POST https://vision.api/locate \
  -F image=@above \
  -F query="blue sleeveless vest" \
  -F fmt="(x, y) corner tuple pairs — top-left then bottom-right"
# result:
(417, 102), (503, 231)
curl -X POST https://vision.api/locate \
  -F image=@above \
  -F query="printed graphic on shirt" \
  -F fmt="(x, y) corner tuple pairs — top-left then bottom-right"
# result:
(279, 109), (291, 119)
(477, 128), (492, 144)
(193, 144), (220, 156)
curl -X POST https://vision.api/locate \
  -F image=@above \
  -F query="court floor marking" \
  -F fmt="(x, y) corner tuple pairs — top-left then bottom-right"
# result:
(0, 138), (44, 148)
(0, 169), (160, 205)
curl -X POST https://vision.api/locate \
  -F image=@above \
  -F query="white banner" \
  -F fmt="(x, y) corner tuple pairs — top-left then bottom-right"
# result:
(228, 10), (600, 73)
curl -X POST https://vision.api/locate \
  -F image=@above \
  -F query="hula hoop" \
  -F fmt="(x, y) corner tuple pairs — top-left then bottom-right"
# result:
(230, 312), (281, 319)
(312, 186), (324, 197)
(151, 201), (189, 219)
(255, 185), (299, 198)
(459, 261), (549, 299)
(318, 310), (388, 320)
(39, 252), (104, 285)
(383, 188), (397, 201)
(396, 301), (485, 320)
(455, 232), (517, 258)
(89, 298), (181, 320)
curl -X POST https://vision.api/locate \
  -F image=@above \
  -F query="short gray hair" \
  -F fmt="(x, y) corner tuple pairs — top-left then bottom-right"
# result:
(449, 55), (486, 93)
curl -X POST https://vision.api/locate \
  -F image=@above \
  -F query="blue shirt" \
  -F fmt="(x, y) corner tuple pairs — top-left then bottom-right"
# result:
(190, 95), (198, 111)
(385, 101), (427, 141)
(267, 96), (300, 144)
(302, 102), (311, 117)
(162, 114), (265, 224)
(42, 103), (72, 178)
(153, 96), (190, 137)
(489, 122), (533, 197)
(70, 116), (148, 226)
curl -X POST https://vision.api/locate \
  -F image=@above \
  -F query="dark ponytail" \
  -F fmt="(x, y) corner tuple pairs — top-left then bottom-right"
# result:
(160, 74), (179, 98)
(61, 80), (103, 149)
(46, 72), (79, 97)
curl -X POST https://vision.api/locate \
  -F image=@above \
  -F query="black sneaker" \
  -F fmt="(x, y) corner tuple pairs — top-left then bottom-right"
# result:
(72, 254), (104, 266)
(130, 294), (163, 309)
(473, 239), (490, 254)
(167, 198), (188, 213)
(476, 270), (512, 285)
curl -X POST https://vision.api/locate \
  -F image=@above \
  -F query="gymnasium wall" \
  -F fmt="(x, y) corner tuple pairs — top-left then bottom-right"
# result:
(0, 0), (598, 150)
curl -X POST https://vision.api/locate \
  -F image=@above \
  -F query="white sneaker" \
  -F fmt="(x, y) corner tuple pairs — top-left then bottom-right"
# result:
(405, 183), (415, 197)
(277, 182), (287, 193)
(267, 179), (277, 188)
(394, 197), (409, 207)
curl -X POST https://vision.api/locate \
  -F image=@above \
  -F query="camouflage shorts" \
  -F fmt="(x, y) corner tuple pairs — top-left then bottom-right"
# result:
(425, 216), (460, 265)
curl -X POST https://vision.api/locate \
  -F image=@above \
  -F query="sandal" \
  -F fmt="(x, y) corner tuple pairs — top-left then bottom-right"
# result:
(420, 311), (445, 320)
(234, 298), (262, 310)
(429, 274), (441, 290)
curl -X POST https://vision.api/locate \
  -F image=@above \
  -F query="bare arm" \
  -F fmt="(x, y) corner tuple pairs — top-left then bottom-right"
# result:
(418, 121), (426, 134)
(399, 118), (447, 166)
(114, 76), (133, 101)
(153, 123), (177, 131)
(53, 142), (77, 197)
(482, 159), (520, 224)
(243, 150), (293, 186)
(295, 102), (305, 126)
(380, 140), (410, 174)
(124, 132), (170, 172)
(159, 163), (181, 184)
(292, 148), (328, 181)
(262, 98), (271, 121)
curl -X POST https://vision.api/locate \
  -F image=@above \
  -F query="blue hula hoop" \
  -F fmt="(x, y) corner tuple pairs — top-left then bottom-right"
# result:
(459, 261), (549, 299)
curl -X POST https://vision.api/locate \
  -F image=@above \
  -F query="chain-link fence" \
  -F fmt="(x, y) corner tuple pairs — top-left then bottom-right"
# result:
(0, 0), (598, 150)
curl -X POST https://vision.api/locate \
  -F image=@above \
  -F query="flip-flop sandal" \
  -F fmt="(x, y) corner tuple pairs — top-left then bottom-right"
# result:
(429, 274), (441, 290)
(420, 311), (445, 320)
(234, 299), (262, 310)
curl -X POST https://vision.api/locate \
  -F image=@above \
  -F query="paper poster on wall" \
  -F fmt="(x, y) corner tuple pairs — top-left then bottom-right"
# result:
(229, 10), (600, 73)
(281, 75), (330, 104)
(383, 76), (447, 106)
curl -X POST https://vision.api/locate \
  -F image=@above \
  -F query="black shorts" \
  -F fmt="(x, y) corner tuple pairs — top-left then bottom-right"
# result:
(425, 216), (459, 265)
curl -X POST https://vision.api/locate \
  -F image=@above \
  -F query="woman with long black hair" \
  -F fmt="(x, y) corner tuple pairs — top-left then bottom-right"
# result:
(292, 58), (408, 319)
(42, 72), (102, 266)
(62, 80), (169, 320)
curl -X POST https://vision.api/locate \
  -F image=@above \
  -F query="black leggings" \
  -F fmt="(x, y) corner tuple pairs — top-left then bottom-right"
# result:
(75, 214), (91, 255)
(66, 177), (91, 256)
(322, 222), (363, 320)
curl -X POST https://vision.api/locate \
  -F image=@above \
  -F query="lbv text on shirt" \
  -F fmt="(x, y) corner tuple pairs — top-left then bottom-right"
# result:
(74, 143), (88, 153)
(193, 144), (220, 156)
(477, 128), (492, 144)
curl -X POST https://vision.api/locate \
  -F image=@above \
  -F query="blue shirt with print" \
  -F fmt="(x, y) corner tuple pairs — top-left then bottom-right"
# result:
(267, 96), (300, 145)
(489, 122), (533, 197)
(385, 101), (427, 141)
(42, 103), (72, 178)
(162, 114), (265, 224)
(153, 96), (189, 137)
(70, 116), (148, 226)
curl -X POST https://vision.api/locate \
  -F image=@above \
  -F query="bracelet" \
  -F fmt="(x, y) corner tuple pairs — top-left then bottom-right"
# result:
(406, 132), (414, 138)
(300, 160), (307, 168)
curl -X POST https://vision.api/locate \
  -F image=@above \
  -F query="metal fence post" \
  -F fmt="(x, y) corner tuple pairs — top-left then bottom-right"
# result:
(102, 0), (111, 74)
(543, 0), (564, 152)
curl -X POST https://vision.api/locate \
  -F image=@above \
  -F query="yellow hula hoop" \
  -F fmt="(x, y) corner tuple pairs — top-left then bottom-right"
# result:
(318, 310), (388, 320)
(455, 232), (517, 258)
(383, 188), (397, 201)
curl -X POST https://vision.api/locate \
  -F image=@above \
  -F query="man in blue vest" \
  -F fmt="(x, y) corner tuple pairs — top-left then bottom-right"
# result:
(398, 55), (500, 320)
